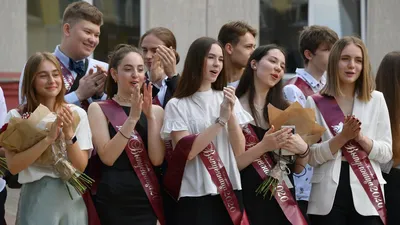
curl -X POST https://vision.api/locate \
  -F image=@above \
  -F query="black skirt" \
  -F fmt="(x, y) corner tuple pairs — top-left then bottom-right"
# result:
(96, 168), (157, 225)
(176, 191), (244, 225)
(241, 165), (295, 225)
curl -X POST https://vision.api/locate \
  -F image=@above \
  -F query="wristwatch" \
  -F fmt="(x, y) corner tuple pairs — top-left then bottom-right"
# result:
(215, 117), (227, 127)
(66, 136), (77, 145)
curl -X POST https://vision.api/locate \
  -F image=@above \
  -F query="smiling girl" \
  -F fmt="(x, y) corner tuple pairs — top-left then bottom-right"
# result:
(6, 52), (92, 225)
(88, 44), (165, 225)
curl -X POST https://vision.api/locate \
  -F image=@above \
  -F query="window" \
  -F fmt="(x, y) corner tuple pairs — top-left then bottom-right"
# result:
(27, 0), (80, 58)
(259, 0), (363, 73)
(93, 0), (141, 62)
(259, 0), (308, 73)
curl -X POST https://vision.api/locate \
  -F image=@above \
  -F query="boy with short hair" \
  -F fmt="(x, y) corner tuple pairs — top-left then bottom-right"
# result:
(218, 21), (257, 88)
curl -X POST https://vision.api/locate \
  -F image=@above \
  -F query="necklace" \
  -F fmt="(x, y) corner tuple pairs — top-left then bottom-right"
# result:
(113, 94), (131, 103)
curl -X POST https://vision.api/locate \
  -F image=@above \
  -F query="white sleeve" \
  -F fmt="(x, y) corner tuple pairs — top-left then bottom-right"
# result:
(283, 84), (307, 107)
(0, 88), (7, 126)
(161, 98), (188, 140)
(305, 97), (335, 167)
(71, 105), (93, 152)
(65, 92), (81, 106)
(368, 93), (393, 164)
(233, 97), (254, 126)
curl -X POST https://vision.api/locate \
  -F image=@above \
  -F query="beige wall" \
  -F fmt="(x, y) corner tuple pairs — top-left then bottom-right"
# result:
(0, 0), (27, 73)
(143, 0), (259, 71)
(366, 0), (400, 73)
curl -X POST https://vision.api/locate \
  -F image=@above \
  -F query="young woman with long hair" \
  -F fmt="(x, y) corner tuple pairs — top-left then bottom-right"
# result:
(161, 37), (252, 225)
(88, 44), (165, 225)
(6, 52), (92, 225)
(236, 45), (310, 225)
(306, 37), (392, 225)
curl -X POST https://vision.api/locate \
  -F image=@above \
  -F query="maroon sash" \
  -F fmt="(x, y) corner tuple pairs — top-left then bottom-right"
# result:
(56, 57), (90, 110)
(242, 124), (308, 225)
(98, 100), (166, 225)
(163, 135), (249, 225)
(152, 96), (162, 107)
(312, 94), (387, 225)
(286, 77), (314, 97)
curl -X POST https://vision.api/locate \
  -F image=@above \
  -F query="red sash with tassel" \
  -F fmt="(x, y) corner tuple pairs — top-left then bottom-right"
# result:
(242, 124), (308, 225)
(98, 100), (166, 225)
(312, 94), (387, 225)
(163, 135), (249, 225)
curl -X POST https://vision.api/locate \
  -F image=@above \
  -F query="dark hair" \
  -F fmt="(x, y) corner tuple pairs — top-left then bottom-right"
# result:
(22, 52), (66, 112)
(174, 37), (226, 98)
(299, 25), (338, 64)
(105, 44), (143, 98)
(236, 45), (289, 126)
(218, 21), (257, 47)
(376, 51), (400, 164)
(139, 27), (180, 64)
(62, 1), (103, 26)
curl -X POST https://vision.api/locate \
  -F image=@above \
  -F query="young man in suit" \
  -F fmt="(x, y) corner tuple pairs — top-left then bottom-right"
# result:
(19, 1), (108, 109)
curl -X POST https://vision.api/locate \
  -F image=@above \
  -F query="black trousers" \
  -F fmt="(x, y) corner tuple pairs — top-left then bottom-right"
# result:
(176, 191), (244, 225)
(0, 187), (6, 225)
(309, 161), (382, 225)
(383, 168), (400, 225)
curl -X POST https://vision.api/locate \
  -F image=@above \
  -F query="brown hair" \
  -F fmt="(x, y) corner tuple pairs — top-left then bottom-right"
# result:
(139, 27), (180, 64)
(321, 36), (374, 102)
(21, 52), (66, 112)
(174, 37), (226, 98)
(236, 45), (289, 126)
(105, 44), (144, 99)
(299, 25), (339, 64)
(376, 51), (400, 165)
(62, 1), (103, 26)
(218, 21), (257, 47)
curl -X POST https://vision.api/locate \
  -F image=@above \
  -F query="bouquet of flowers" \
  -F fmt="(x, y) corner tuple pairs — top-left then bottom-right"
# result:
(0, 104), (93, 197)
(256, 102), (325, 198)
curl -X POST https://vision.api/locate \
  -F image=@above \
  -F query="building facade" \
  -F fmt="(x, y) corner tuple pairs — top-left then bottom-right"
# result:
(1, 0), (399, 110)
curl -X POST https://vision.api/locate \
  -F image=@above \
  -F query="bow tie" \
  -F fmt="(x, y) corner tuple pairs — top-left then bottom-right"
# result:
(69, 59), (85, 76)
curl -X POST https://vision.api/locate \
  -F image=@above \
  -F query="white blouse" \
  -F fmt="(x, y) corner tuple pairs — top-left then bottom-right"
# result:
(162, 89), (253, 198)
(5, 104), (93, 184)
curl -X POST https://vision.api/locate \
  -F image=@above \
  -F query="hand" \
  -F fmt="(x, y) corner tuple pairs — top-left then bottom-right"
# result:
(142, 82), (154, 119)
(281, 133), (308, 155)
(339, 115), (361, 142)
(47, 117), (63, 143)
(94, 65), (107, 97)
(219, 87), (236, 123)
(149, 54), (165, 84)
(157, 45), (177, 78)
(128, 84), (143, 121)
(261, 126), (293, 152)
(59, 105), (75, 140)
(75, 65), (107, 101)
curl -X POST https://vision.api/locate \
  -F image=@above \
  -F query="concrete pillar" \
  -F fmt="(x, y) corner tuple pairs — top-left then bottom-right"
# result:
(366, 0), (400, 72)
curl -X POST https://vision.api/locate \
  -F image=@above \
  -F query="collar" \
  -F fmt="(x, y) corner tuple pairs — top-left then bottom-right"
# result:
(295, 68), (326, 88)
(146, 71), (168, 89)
(54, 45), (85, 69)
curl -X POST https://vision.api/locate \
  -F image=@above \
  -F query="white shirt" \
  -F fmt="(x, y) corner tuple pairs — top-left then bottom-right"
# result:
(161, 89), (253, 198)
(150, 73), (168, 106)
(5, 104), (93, 184)
(228, 80), (240, 88)
(0, 88), (6, 191)
(283, 68), (326, 107)
(19, 45), (108, 106)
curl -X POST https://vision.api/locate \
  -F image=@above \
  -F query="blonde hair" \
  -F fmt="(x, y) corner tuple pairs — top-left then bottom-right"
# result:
(321, 36), (374, 101)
